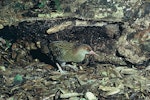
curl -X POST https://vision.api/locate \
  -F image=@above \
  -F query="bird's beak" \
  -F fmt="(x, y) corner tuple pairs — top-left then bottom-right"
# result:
(89, 50), (99, 57)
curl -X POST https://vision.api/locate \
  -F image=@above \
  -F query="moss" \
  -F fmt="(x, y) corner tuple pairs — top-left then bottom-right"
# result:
(38, 0), (47, 8)
(54, 0), (62, 12)
(13, 74), (23, 85)
(13, 2), (25, 12)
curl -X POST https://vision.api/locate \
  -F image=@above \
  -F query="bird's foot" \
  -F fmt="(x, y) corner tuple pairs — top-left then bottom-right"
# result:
(61, 63), (78, 72)
(56, 63), (68, 74)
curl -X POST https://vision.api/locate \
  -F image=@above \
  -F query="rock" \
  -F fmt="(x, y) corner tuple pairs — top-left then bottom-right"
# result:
(85, 92), (98, 100)
(117, 26), (150, 65)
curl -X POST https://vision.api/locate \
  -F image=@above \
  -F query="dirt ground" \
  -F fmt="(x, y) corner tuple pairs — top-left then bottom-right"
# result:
(0, 0), (150, 100)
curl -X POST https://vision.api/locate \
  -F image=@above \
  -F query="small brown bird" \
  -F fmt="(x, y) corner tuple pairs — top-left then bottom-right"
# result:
(41, 41), (98, 73)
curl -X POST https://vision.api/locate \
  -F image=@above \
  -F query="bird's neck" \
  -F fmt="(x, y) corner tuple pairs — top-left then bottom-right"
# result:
(72, 48), (87, 62)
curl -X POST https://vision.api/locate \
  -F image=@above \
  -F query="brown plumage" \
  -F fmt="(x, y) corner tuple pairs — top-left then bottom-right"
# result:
(41, 41), (98, 64)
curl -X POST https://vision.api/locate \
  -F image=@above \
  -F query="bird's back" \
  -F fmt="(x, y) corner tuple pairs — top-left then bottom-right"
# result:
(49, 41), (76, 63)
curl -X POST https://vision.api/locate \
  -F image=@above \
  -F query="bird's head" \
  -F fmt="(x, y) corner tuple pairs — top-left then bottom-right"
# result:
(77, 44), (99, 57)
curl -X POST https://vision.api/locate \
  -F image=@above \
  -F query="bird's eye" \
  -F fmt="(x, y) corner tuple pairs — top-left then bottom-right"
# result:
(84, 47), (88, 50)
(85, 47), (90, 51)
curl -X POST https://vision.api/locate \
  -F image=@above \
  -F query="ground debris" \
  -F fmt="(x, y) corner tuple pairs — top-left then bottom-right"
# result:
(0, 0), (150, 99)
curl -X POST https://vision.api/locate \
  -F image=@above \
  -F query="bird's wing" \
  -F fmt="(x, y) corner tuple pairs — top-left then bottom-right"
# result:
(49, 41), (73, 56)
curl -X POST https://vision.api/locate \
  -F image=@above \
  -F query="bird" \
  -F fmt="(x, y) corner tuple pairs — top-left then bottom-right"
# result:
(41, 41), (98, 73)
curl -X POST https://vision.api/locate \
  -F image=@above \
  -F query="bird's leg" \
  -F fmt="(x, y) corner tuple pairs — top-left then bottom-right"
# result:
(82, 55), (90, 66)
(56, 63), (67, 74)
(78, 55), (90, 67)
(61, 62), (66, 66)
(56, 62), (78, 74)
